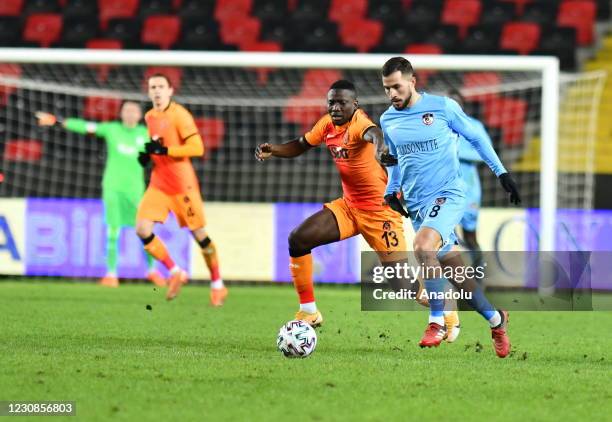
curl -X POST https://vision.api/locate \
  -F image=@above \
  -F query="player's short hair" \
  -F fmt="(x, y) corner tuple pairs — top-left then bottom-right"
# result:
(381, 57), (414, 77)
(148, 73), (173, 87)
(329, 79), (357, 95)
(120, 100), (141, 110)
(447, 88), (465, 105)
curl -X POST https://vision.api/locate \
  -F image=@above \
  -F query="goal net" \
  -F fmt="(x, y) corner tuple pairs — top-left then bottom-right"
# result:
(0, 50), (606, 251)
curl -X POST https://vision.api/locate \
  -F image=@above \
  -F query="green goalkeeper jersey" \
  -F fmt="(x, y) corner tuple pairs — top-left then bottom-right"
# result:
(64, 118), (149, 195)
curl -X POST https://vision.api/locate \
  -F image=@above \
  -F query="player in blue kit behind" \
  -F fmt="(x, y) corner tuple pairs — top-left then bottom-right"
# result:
(447, 88), (489, 269)
(379, 57), (521, 358)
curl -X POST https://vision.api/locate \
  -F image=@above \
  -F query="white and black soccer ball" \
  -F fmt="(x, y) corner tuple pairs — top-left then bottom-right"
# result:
(276, 320), (317, 358)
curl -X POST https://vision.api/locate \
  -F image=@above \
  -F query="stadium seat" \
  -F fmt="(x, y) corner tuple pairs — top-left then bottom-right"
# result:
(480, 2), (515, 27)
(56, 16), (98, 47)
(372, 25), (419, 52)
(500, 0), (534, 15)
(285, 20), (340, 52)
(463, 71), (501, 103)
(214, 0), (253, 22)
(292, 0), (330, 22)
(0, 0), (24, 16)
(104, 18), (142, 47)
(219, 16), (261, 49)
(63, 0), (98, 19)
(483, 96), (527, 146)
(83, 96), (122, 120)
(301, 69), (342, 95)
(195, 117), (225, 156)
(338, 18), (382, 53)
(23, 0), (60, 15)
(141, 15), (181, 49)
(139, 0), (173, 17)
(143, 66), (183, 91)
(557, 0), (596, 45)
(428, 25), (459, 52)
(284, 69), (342, 130)
(460, 25), (500, 54)
(178, 0), (215, 20)
(367, 0), (403, 26)
(328, 0), (367, 22)
(500, 22), (541, 55)
(404, 43), (443, 54)
(98, 0), (139, 30)
(596, 0), (610, 20)
(404, 1), (441, 36)
(3, 139), (43, 162)
(521, 2), (558, 26)
(22, 14), (63, 48)
(253, 0), (288, 21)
(260, 19), (293, 45)
(0, 63), (22, 107)
(176, 20), (224, 50)
(240, 40), (281, 52)
(239, 40), (281, 83)
(86, 38), (123, 49)
(0, 17), (23, 47)
(533, 27), (577, 70)
(85, 38), (123, 81)
(441, 0), (482, 39)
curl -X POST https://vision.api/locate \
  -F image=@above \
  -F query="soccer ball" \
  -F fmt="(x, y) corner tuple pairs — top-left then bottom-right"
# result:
(276, 320), (317, 358)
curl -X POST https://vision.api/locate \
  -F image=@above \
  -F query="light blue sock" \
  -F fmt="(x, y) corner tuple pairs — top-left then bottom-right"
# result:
(424, 278), (447, 324)
(466, 286), (497, 320)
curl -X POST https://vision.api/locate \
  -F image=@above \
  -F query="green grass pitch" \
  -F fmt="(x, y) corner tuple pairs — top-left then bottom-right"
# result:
(1, 280), (611, 421)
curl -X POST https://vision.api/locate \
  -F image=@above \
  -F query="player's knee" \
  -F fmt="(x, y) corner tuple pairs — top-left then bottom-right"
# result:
(413, 240), (438, 264)
(136, 223), (152, 239)
(288, 229), (311, 257)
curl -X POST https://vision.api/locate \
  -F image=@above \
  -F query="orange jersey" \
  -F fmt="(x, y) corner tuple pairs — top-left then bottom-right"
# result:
(145, 102), (203, 195)
(305, 109), (387, 210)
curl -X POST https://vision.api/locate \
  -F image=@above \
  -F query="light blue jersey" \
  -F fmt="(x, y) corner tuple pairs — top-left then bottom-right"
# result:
(382, 93), (506, 211)
(457, 116), (491, 231)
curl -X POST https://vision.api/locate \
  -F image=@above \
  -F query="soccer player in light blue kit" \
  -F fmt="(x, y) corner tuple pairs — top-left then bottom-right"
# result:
(379, 57), (521, 358)
(448, 88), (487, 265)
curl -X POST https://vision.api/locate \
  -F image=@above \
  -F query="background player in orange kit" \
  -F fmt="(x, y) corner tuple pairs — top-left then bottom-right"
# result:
(136, 73), (227, 305)
(254, 80), (461, 333)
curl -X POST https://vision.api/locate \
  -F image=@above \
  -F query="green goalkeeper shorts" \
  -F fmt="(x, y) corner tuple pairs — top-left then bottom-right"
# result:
(103, 190), (142, 229)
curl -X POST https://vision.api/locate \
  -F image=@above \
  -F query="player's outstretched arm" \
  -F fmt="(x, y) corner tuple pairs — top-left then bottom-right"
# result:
(255, 136), (313, 161)
(35, 111), (99, 135)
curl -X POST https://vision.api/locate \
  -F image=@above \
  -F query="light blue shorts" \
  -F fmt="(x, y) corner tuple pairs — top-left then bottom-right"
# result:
(409, 192), (466, 258)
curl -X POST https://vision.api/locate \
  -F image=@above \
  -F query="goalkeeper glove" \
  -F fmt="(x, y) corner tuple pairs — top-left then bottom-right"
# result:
(384, 193), (409, 218)
(498, 172), (521, 205)
(144, 138), (168, 155)
(137, 152), (151, 167)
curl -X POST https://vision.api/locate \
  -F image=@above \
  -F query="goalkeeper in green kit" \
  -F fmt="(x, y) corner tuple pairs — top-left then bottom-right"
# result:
(36, 101), (166, 288)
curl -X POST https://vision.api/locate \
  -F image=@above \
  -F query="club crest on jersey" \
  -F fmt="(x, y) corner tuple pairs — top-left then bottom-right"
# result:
(422, 113), (434, 125)
(382, 221), (392, 231)
(435, 197), (446, 205)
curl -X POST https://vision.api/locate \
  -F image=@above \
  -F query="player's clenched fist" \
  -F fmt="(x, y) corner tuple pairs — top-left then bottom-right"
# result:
(255, 143), (273, 161)
(35, 111), (58, 126)
(144, 138), (168, 155)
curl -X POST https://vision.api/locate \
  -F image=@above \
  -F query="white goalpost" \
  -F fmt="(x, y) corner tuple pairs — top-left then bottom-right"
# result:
(0, 48), (606, 255)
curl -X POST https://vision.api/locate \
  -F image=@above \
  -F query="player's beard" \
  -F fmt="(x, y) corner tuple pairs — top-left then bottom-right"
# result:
(392, 91), (412, 110)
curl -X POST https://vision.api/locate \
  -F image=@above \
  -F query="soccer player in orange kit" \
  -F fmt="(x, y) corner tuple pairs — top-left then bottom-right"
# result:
(136, 73), (227, 305)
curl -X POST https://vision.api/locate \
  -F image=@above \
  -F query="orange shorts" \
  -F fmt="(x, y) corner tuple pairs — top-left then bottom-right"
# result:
(324, 197), (407, 261)
(137, 187), (206, 230)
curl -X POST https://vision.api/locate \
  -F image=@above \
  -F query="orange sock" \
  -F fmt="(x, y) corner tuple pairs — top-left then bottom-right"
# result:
(143, 235), (176, 271)
(290, 254), (314, 304)
(201, 240), (221, 281)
